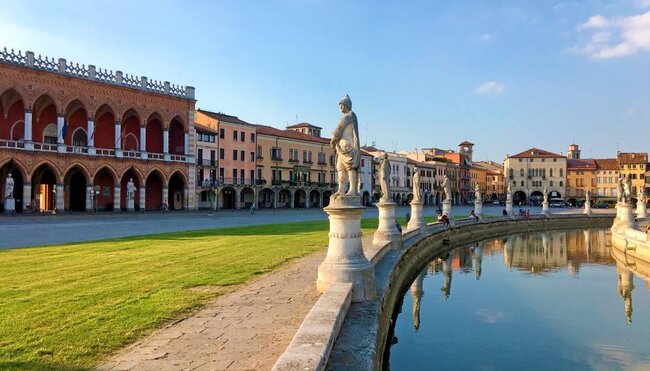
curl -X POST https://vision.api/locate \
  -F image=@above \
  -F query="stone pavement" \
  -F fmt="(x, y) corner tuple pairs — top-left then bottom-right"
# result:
(101, 250), (326, 371)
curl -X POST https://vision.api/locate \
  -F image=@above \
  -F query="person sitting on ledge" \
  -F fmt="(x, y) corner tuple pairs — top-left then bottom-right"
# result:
(502, 209), (508, 216)
(469, 210), (479, 221)
(442, 213), (450, 226)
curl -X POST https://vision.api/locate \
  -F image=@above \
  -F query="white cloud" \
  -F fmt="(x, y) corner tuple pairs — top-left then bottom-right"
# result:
(475, 81), (506, 94)
(571, 11), (650, 59)
(479, 33), (493, 41)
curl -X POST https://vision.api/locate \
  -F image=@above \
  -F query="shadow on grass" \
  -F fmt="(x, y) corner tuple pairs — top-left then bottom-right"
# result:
(0, 361), (88, 371)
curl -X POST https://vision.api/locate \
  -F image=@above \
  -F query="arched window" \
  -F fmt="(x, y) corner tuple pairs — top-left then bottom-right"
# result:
(560, 181), (563, 187)
(559, 168), (564, 177)
(509, 168), (514, 178)
(72, 128), (87, 147)
(520, 181), (524, 186)
(43, 123), (57, 144)
(550, 168), (554, 177)
(550, 181), (554, 186)
(520, 169), (524, 177)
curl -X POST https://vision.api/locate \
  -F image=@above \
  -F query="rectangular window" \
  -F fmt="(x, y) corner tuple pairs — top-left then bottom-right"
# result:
(240, 150), (245, 161)
(250, 152), (255, 162)
(210, 150), (216, 166)
(233, 150), (238, 161)
(233, 169), (238, 183)
(197, 148), (203, 162)
(233, 130), (238, 140)
(240, 131), (245, 142)
(240, 169), (245, 184)
(219, 128), (225, 139)
(219, 167), (224, 181)
(257, 169), (262, 182)
(271, 147), (282, 160)
(257, 145), (262, 158)
(250, 133), (255, 143)
(219, 148), (225, 160)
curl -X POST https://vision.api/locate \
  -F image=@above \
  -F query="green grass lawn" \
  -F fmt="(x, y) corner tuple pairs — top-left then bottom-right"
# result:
(0, 216), (437, 370)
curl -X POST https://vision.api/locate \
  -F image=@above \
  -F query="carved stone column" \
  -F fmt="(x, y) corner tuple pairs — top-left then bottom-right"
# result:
(317, 196), (376, 302)
(373, 200), (402, 249)
(407, 200), (427, 232)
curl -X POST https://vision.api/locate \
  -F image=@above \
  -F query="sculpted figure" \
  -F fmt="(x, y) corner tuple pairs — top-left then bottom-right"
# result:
(4, 173), (14, 199)
(474, 182), (482, 203)
(543, 186), (549, 203)
(377, 154), (391, 202)
(623, 174), (632, 203)
(127, 178), (136, 201)
(585, 189), (591, 204)
(617, 175), (625, 203)
(506, 183), (512, 203)
(443, 175), (451, 201)
(413, 167), (421, 202)
(638, 187), (646, 204)
(331, 95), (360, 197)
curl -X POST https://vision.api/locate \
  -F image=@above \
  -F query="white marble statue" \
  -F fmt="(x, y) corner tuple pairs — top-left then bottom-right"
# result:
(127, 178), (136, 201)
(638, 187), (646, 205)
(413, 167), (421, 202)
(331, 95), (360, 198)
(543, 186), (549, 203)
(506, 183), (512, 203)
(617, 175), (625, 203)
(442, 175), (451, 202)
(474, 182), (482, 203)
(585, 189), (591, 204)
(4, 173), (14, 199)
(377, 154), (391, 203)
(623, 174), (632, 203)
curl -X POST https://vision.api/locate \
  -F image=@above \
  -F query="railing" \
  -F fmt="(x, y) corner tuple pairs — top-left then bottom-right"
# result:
(0, 47), (195, 99)
(96, 148), (116, 156)
(303, 160), (313, 164)
(318, 161), (327, 165)
(288, 158), (300, 163)
(197, 159), (217, 167)
(0, 139), (25, 149)
(170, 154), (187, 162)
(33, 142), (57, 152)
(148, 153), (165, 160)
(272, 156), (283, 162)
(65, 145), (88, 154)
(122, 150), (140, 158)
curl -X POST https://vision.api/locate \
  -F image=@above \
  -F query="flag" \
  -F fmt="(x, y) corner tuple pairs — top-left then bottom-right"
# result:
(90, 121), (95, 141)
(60, 121), (68, 139)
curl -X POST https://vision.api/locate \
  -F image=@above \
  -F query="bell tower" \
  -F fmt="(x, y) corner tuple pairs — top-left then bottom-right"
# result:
(567, 144), (580, 160)
(459, 141), (474, 161)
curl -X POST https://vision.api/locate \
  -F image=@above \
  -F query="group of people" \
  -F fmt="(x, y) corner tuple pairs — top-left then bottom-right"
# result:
(518, 209), (531, 218)
(436, 208), (451, 226)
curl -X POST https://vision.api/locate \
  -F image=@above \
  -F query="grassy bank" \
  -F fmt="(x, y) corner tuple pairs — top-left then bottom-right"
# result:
(0, 216), (437, 370)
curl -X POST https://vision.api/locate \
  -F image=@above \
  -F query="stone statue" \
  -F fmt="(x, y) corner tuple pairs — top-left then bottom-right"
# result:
(506, 183), (512, 203)
(617, 175), (625, 203)
(331, 95), (360, 198)
(543, 186), (549, 203)
(127, 178), (136, 201)
(442, 175), (451, 202)
(585, 189), (591, 204)
(4, 173), (14, 199)
(413, 167), (421, 202)
(623, 174), (632, 203)
(377, 154), (391, 203)
(474, 182), (482, 203)
(638, 187), (646, 204)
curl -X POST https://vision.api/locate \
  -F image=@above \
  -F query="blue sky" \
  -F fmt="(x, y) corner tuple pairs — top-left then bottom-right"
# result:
(1, 0), (648, 161)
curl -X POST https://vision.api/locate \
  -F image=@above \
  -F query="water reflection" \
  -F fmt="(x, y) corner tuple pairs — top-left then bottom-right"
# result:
(388, 229), (650, 370)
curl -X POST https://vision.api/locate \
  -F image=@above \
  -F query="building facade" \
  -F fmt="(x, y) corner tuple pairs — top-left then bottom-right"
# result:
(474, 160), (504, 202)
(0, 49), (196, 213)
(594, 159), (619, 202)
(566, 158), (597, 205)
(194, 122), (218, 209)
(504, 148), (567, 205)
(617, 152), (648, 198)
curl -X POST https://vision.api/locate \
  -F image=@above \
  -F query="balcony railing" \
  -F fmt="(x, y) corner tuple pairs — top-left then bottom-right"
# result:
(288, 158), (300, 163)
(0, 139), (25, 149)
(197, 159), (217, 167)
(317, 161), (327, 165)
(271, 156), (283, 162)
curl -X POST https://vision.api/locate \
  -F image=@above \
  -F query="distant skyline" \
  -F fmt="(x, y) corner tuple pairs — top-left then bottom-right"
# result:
(1, 0), (648, 161)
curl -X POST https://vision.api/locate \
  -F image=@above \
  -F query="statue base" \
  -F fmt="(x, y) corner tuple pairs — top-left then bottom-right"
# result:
(373, 201), (403, 250)
(613, 202), (636, 232)
(583, 204), (592, 216)
(127, 199), (135, 212)
(4, 197), (15, 214)
(542, 202), (550, 217)
(636, 203), (647, 219)
(442, 200), (454, 225)
(317, 202), (376, 302)
(407, 201), (427, 232)
(474, 201), (483, 219)
(505, 202), (514, 219)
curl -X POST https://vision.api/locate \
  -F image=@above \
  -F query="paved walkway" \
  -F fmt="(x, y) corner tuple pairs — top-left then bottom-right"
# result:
(101, 250), (325, 371)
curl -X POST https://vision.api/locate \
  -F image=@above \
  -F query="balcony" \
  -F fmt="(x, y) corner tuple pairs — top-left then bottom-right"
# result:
(289, 158), (300, 163)
(271, 156), (283, 162)
(0, 139), (191, 163)
(303, 160), (313, 165)
(197, 158), (217, 167)
(317, 161), (327, 165)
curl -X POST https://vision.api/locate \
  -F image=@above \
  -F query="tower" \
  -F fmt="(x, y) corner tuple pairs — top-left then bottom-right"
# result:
(567, 144), (580, 160)
(458, 141), (474, 162)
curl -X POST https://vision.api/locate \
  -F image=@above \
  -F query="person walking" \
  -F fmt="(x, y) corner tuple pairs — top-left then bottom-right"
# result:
(250, 202), (256, 215)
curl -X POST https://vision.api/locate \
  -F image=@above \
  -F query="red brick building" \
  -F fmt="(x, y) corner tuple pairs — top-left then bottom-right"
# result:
(0, 48), (196, 212)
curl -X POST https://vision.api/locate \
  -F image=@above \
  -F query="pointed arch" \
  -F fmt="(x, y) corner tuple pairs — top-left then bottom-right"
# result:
(30, 160), (62, 183)
(0, 158), (28, 180)
(63, 99), (88, 121)
(63, 163), (91, 183)
(122, 108), (141, 124)
(145, 167), (167, 185)
(119, 166), (144, 185)
(92, 165), (119, 185)
(1, 88), (25, 119)
(33, 94), (59, 118)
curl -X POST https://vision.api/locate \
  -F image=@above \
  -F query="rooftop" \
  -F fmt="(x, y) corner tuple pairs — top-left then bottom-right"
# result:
(286, 122), (322, 130)
(567, 159), (597, 170)
(509, 147), (564, 159)
(255, 125), (330, 144)
(197, 109), (256, 128)
(594, 158), (619, 170)
(617, 152), (648, 164)
(194, 122), (219, 135)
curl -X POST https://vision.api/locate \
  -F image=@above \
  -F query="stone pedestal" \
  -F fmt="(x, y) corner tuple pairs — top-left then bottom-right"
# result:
(441, 199), (454, 225)
(474, 200), (483, 219)
(317, 196), (376, 302)
(505, 201), (513, 218)
(407, 201), (427, 232)
(583, 202), (592, 216)
(373, 201), (402, 250)
(542, 201), (550, 217)
(4, 197), (15, 214)
(636, 202), (647, 219)
(127, 198), (135, 212)
(614, 203), (636, 231)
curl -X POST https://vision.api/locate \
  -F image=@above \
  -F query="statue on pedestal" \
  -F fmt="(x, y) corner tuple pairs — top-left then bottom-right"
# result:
(127, 178), (136, 201)
(585, 189), (591, 205)
(543, 186), (549, 204)
(506, 183), (512, 203)
(617, 175), (625, 203)
(443, 175), (451, 202)
(474, 182), (482, 203)
(377, 154), (391, 203)
(4, 173), (14, 199)
(412, 167), (421, 202)
(331, 95), (360, 199)
(638, 187), (646, 205)
(622, 174), (632, 203)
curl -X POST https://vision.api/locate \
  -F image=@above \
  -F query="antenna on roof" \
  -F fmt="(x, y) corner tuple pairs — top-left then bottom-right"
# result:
(296, 114), (298, 124)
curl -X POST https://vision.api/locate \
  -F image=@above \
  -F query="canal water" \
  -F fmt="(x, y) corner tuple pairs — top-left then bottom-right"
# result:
(386, 229), (650, 370)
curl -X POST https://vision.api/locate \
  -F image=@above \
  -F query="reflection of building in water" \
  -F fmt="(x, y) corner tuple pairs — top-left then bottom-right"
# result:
(610, 243), (650, 323)
(503, 232), (567, 273)
(410, 271), (426, 330)
(473, 243), (483, 280)
(566, 229), (615, 274)
(451, 247), (473, 273)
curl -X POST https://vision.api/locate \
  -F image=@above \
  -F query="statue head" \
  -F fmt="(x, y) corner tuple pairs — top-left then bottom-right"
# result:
(129, 178), (133, 182)
(339, 94), (352, 113)
(382, 153), (388, 160)
(7, 173), (11, 178)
